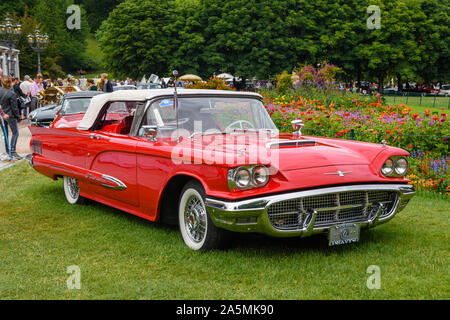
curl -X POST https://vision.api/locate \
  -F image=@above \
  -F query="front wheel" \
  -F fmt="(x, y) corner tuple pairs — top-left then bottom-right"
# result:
(63, 176), (87, 205)
(178, 181), (228, 251)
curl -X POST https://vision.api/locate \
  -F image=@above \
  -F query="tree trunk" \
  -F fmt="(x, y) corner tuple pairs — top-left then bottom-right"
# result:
(378, 74), (384, 94)
(356, 67), (361, 88)
(397, 74), (402, 92)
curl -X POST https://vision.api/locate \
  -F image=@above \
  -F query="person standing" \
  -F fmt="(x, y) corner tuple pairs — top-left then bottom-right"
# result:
(12, 78), (26, 120)
(0, 104), (10, 161)
(0, 76), (21, 160)
(101, 73), (113, 93)
(20, 75), (32, 118)
(86, 79), (97, 91)
(30, 75), (42, 112)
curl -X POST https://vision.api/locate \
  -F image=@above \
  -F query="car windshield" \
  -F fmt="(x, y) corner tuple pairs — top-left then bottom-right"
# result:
(61, 98), (92, 115)
(442, 85), (450, 90)
(140, 97), (277, 137)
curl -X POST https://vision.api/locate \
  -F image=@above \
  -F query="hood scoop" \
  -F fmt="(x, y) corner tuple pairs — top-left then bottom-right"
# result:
(267, 140), (316, 149)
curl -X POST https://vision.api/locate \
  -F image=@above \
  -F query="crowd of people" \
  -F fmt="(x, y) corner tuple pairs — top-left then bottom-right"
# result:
(0, 69), (44, 162)
(0, 70), (219, 162)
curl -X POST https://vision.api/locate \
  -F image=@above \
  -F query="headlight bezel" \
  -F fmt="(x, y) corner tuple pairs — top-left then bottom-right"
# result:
(228, 165), (270, 190)
(380, 156), (409, 177)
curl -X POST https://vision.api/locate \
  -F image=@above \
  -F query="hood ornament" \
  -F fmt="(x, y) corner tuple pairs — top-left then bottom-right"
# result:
(291, 119), (304, 136)
(324, 171), (352, 177)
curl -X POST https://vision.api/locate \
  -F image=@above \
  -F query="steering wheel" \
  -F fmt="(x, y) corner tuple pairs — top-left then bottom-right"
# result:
(225, 120), (255, 132)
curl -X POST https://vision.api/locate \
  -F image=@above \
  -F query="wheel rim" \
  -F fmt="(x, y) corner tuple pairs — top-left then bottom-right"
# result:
(184, 195), (207, 243)
(67, 177), (80, 199)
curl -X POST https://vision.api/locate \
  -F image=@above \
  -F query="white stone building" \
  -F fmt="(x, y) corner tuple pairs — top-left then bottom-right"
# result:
(0, 45), (20, 78)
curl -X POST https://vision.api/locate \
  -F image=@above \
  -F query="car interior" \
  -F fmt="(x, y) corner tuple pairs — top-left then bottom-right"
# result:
(95, 101), (137, 135)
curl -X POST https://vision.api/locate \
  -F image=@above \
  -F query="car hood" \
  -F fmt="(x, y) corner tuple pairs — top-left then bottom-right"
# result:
(30, 105), (60, 119)
(176, 133), (384, 171)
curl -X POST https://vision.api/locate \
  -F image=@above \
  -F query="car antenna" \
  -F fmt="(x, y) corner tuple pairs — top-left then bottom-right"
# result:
(173, 69), (180, 143)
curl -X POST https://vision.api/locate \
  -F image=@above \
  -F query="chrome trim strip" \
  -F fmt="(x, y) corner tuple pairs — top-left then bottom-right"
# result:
(324, 171), (352, 177)
(205, 184), (415, 236)
(266, 140), (316, 149)
(101, 174), (127, 190)
(368, 202), (383, 227)
(206, 184), (414, 211)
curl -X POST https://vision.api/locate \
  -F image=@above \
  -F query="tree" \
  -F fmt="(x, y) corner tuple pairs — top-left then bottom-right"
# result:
(97, 0), (176, 79)
(32, 0), (90, 77)
(416, 0), (450, 83)
(0, 1), (36, 17)
(73, 0), (125, 32)
(191, 0), (318, 79)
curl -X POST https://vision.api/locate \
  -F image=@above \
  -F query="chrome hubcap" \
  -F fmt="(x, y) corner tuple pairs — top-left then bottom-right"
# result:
(184, 195), (207, 243)
(67, 177), (80, 199)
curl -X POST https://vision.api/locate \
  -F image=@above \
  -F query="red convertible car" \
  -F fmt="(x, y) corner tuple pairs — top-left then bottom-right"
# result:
(29, 89), (415, 250)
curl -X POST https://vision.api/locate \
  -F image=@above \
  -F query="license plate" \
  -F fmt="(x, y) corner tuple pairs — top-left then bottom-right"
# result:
(328, 223), (360, 246)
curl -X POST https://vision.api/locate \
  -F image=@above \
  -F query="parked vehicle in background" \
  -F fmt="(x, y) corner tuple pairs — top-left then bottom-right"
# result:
(404, 83), (439, 94)
(29, 104), (61, 127)
(113, 85), (137, 91)
(382, 87), (398, 94)
(38, 85), (82, 106)
(51, 91), (105, 129)
(29, 91), (104, 128)
(438, 85), (450, 96)
(137, 83), (162, 90)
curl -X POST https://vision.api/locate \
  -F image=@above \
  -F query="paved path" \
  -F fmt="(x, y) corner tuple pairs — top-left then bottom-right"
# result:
(0, 120), (31, 171)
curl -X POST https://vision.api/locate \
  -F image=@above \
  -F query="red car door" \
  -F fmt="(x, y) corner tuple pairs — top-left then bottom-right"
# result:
(84, 131), (139, 207)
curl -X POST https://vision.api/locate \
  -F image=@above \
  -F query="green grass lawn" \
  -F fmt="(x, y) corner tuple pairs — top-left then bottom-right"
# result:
(384, 95), (449, 113)
(1, 162), (449, 299)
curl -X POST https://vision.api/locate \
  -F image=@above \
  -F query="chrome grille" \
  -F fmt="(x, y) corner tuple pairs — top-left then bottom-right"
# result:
(267, 190), (398, 230)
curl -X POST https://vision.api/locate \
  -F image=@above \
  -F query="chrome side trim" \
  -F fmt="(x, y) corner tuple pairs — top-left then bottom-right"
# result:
(101, 174), (127, 190)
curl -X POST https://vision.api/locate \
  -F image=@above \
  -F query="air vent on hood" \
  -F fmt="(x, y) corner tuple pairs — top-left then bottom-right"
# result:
(267, 140), (316, 149)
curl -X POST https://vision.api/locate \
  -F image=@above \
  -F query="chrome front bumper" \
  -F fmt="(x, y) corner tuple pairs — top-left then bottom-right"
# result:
(205, 184), (415, 237)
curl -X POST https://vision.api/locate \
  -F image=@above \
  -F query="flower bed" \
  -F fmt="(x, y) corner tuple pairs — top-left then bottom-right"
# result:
(262, 91), (449, 195)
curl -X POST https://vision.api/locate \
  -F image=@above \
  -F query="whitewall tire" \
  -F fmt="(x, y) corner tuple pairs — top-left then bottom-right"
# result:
(178, 181), (228, 251)
(63, 176), (87, 205)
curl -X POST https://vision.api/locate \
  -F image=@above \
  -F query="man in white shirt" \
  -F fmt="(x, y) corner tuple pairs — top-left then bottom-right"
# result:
(20, 75), (33, 118)
(20, 75), (32, 96)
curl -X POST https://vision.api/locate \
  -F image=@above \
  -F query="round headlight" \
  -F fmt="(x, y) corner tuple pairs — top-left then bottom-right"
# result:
(234, 168), (251, 188)
(253, 166), (269, 186)
(381, 159), (394, 176)
(394, 158), (408, 176)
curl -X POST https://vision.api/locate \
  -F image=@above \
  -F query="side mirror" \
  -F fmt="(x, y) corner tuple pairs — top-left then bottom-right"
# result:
(291, 119), (304, 135)
(140, 125), (158, 141)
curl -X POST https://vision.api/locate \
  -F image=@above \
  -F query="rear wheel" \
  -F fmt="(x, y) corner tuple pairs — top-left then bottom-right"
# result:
(178, 181), (228, 251)
(63, 176), (87, 205)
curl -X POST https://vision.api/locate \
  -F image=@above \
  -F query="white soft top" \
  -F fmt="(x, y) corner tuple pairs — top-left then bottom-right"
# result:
(77, 88), (262, 131)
